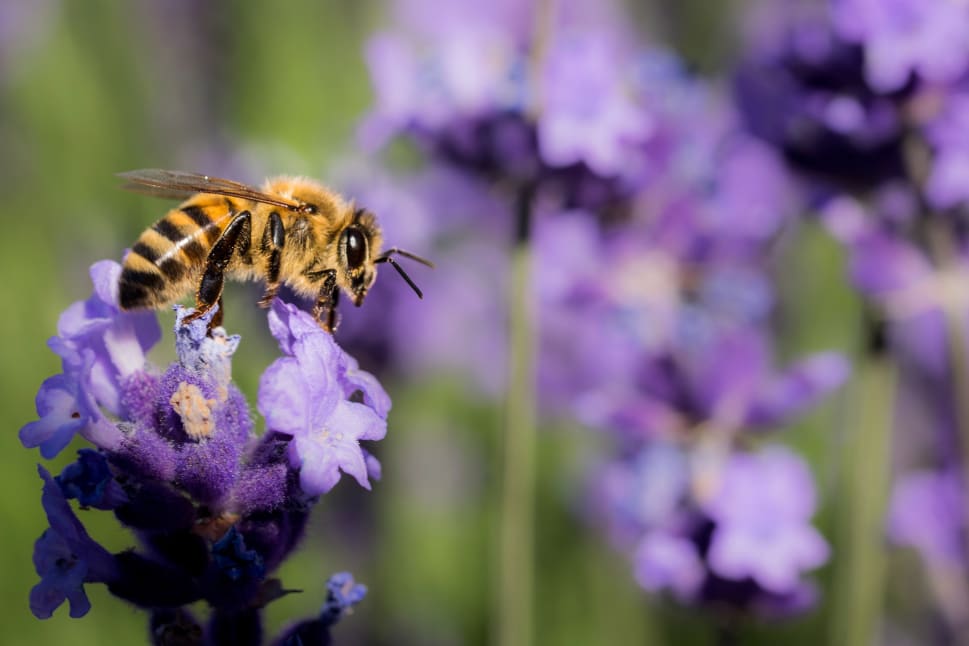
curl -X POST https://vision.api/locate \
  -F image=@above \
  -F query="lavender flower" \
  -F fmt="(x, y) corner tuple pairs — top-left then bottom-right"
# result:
(703, 448), (829, 593)
(924, 88), (969, 210)
(361, 0), (678, 209)
(734, 4), (908, 187)
(272, 572), (367, 646)
(604, 444), (828, 612)
(832, 0), (969, 92)
(734, 4), (969, 638)
(538, 32), (653, 179)
(359, 0), (849, 624)
(19, 260), (160, 457)
(259, 300), (388, 496)
(21, 262), (381, 644)
(889, 469), (966, 569)
(31, 466), (118, 619)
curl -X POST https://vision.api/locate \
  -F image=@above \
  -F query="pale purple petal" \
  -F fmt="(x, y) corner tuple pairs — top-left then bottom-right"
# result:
(747, 352), (851, 427)
(634, 530), (704, 599)
(889, 470), (965, 567)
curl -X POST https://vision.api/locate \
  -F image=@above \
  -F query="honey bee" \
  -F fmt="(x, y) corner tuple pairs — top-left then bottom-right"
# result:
(117, 169), (432, 331)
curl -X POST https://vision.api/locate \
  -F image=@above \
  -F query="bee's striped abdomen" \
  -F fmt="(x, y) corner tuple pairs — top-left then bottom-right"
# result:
(119, 203), (226, 310)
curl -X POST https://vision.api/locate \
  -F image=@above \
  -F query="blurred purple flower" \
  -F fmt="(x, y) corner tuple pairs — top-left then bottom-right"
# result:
(832, 0), (969, 92)
(924, 89), (969, 210)
(577, 325), (848, 439)
(0, 0), (57, 83)
(889, 469), (966, 568)
(634, 530), (705, 600)
(833, 213), (969, 378)
(538, 32), (653, 177)
(600, 442), (829, 611)
(734, 4), (907, 187)
(703, 447), (829, 593)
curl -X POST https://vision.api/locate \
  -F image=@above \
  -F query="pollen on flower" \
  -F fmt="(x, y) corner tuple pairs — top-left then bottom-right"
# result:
(169, 381), (217, 440)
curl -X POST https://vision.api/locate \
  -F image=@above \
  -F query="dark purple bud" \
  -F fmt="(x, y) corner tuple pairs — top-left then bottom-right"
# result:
(212, 526), (265, 584)
(56, 448), (127, 510)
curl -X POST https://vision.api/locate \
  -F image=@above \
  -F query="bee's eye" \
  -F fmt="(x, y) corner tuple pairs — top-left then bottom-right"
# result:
(344, 227), (367, 269)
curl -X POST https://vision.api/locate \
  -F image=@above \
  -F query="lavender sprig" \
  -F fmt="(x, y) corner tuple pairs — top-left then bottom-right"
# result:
(20, 260), (383, 645)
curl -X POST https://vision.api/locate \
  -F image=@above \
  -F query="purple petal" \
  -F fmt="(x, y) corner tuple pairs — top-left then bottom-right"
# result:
(633, 530), (704, 600)
(30, 467), (117, 618)
(708, 523), (829, 593)
(258, 358), (310, 435)
(889, 470), (965, 567)
(848, 231), (932, 296)
(19, 374), (86, 459)
(746, 352), (851, 427)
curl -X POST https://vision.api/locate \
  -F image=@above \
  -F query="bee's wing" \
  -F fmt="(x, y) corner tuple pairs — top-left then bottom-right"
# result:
(118, 169), (302, 211)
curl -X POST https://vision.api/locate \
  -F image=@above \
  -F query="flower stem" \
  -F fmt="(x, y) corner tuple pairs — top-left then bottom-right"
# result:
(496, 187), (537, 646)
(830, 324), (895, 646)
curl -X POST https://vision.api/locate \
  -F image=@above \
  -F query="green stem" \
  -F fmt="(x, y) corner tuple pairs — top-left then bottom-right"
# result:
(496, 190), (537, 646)
(830, 335), (895, 646)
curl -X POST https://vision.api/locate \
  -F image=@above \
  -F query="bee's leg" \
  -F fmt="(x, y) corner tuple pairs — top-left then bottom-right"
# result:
(327, 291), (340, 332)
(257, 211), (285, 308)
(184, 211), (252, 327)
(311, 269), (338, 333)
(211, 297), (224, 328)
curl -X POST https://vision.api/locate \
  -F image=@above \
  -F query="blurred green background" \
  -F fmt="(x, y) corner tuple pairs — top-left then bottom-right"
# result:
(0, 1), (878, 645)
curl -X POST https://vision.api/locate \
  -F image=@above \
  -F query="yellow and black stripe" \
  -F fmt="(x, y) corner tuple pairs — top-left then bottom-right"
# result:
(119, 205), (224, 310)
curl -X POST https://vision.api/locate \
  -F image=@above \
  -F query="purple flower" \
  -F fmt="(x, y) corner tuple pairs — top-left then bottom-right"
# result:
(832, 0), (969, 92)
(924, 89), (969, 210)
(320, 572), (368, 625)
(595, 443), (691, 544)
(31, 466), (117, 619)
(889, 469), (966, 568)
(703, 447), (829, 594)
(538, 32), (653, 177)
(116, 305), (252, 507)
(19, 371), (101, 459)
(634, 530), (705, 600)
(734, 5), (907, 187)
(24, 263), (387, 637)
(0, 0), (57, 84)
(360, 27), (525, 152)
(19, 260), (160, 457)
(55, 449), (127, 510)
(598, 441), (829, 612)
(836, 218), (965, 378)
(53, 259), (161, 412)
(271, 572), (367, 645)
(212, 526), (265, 583)
(259, 300), (389, 496)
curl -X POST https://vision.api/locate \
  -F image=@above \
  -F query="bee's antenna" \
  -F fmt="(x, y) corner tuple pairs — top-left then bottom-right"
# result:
(376, 256), (424, 299)
(377, 248), (435, 269)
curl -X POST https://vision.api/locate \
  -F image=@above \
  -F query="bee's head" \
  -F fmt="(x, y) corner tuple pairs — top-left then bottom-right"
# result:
(338, 209), (381, 306)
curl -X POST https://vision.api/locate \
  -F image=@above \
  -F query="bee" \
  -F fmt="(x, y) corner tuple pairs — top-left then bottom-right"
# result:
(117, 169), (432, 331)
